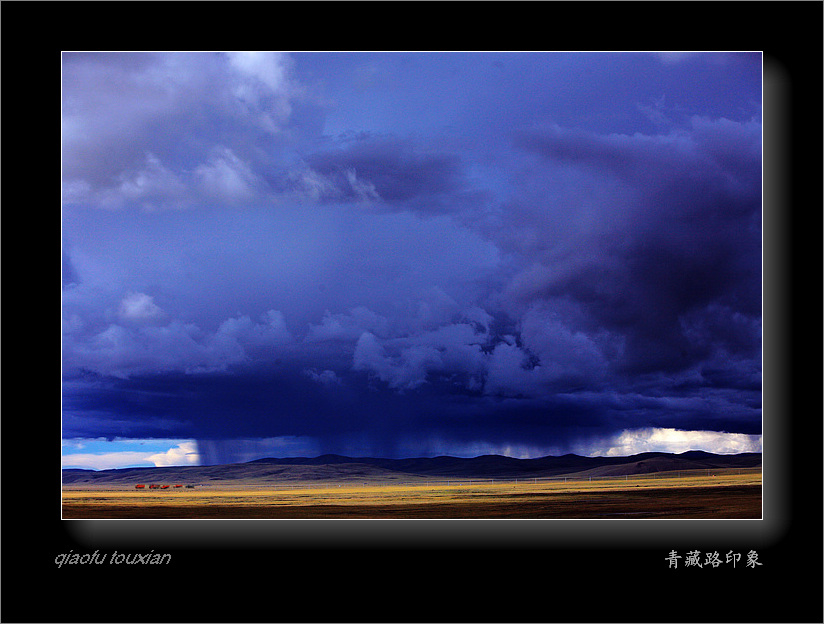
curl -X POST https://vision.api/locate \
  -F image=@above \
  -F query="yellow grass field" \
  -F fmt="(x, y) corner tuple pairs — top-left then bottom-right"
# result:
(62, 469), (761, 519)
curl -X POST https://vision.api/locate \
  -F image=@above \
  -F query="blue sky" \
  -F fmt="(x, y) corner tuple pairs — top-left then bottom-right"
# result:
(62, 52), (762, 468)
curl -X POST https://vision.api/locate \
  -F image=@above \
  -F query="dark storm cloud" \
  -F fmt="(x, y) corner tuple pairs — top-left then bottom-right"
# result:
(508, 117), (761, 375)
(289, 135), (467, 212)
(62, 52), (763, 461)
(62, 355), (760, 459)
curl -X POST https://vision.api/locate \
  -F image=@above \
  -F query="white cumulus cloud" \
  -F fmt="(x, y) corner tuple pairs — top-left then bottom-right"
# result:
(61, 439), (202, 470)
(195, 146), (266, 202)
(580, 427), (762, 457)
(118, 291), (164, 323)
(146, 440), (200, 466)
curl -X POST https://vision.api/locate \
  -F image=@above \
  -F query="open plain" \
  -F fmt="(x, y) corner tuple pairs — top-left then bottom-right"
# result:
(62, 468), (761, 519)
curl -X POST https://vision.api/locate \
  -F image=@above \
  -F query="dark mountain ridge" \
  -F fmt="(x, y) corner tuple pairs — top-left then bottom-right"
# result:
(249, 451), (761, 476)
(63, 451), (761, 485)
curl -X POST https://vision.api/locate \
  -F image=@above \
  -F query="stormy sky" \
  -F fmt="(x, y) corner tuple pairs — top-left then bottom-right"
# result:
(61, 52), (763, 468)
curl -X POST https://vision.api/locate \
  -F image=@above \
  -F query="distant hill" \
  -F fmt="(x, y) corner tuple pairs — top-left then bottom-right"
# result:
(62, 451), (761, 485)
(248, 451), (762, 478)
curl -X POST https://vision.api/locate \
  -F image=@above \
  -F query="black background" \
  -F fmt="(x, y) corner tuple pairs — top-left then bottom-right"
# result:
(3, 2), (821, 622)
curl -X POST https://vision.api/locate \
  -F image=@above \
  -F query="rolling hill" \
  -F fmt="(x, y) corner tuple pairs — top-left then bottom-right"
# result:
(62, 451), (761, 485)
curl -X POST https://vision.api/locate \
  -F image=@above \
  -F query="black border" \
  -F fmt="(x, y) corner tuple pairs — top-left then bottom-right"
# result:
(3, 3), (822, 623)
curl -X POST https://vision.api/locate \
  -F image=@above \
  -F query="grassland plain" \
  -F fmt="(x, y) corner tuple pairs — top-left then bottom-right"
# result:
(62, 469), (761, 519)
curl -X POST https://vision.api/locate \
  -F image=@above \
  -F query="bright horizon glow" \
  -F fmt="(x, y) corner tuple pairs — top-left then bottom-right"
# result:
(61, 428), (763, 470)
(61, 438), (200, 470)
